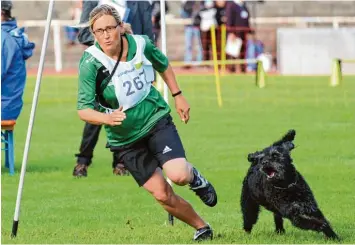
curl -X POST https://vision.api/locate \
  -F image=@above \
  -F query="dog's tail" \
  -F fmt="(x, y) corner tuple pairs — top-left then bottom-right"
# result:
(272, 129), (296, 146)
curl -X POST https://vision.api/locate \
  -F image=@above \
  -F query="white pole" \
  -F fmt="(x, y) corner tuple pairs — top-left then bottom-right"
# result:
(53, 20), (63, 72)
(160, 0), (169, 103)
(11, 0), (55, 237)
(332, 20), (339, 29)
(159, 0), (173, 226)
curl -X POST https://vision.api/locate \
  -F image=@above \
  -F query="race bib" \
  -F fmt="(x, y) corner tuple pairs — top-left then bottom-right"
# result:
(112, 64), (152, 111)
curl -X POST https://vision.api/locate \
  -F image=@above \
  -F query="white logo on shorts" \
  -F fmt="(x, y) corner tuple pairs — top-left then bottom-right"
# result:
(162, 146), (172, 154)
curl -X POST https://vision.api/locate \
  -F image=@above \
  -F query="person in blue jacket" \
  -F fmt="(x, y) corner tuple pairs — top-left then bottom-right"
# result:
(1, 0), (35, 121)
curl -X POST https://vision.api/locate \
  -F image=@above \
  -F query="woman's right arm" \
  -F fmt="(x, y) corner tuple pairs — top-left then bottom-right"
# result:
(78, 107), (126, 126)
(77, 108), (109, 125)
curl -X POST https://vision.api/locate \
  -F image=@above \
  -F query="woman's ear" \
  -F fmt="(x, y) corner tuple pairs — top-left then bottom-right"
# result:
(119, 22), (125, 36)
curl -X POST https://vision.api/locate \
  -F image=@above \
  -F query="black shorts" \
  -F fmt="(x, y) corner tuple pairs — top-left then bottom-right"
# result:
(110, 115), (186, 186)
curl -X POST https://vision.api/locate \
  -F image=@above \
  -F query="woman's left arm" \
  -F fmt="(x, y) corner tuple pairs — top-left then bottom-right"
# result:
(143, 36), (191, 123)
(159, 65), (190, 123)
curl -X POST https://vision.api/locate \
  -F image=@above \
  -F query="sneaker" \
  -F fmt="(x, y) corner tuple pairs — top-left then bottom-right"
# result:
(113, 163), (130, 176)
(73, 163), (88, 177)
(194, 225), (213, 241)
(189, 168), (217, 207)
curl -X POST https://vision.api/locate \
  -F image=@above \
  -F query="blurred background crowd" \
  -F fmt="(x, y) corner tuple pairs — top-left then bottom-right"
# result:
(4, 0), (355, 75)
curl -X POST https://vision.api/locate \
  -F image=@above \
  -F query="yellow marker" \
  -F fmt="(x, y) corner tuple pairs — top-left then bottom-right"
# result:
(221, 24), (226, 75)
(210, 25), (223, 107)
(256, 61), (266, 88)
(330, 59), (341, 87)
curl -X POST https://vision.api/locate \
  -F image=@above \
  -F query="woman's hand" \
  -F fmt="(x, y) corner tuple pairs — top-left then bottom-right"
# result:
(105, 106), (126, 126)
(174, 94), (190, 124)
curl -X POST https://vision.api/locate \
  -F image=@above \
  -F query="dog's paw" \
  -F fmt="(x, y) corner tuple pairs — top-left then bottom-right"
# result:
(325, 234), (341, 242)
(113, 163), (130, 176)
(275, 228), (286, 235)
(243, 228), (252, 234)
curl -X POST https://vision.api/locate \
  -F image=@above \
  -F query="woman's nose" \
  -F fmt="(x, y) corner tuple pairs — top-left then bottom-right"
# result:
(103, 31), (110, 38)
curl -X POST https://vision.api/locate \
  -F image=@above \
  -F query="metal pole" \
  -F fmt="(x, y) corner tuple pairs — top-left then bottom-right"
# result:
(11, 0), (55, 237)
(53, 20), (63, 72)
(159, 0), (174, 226)
(160, 0), (169, 103)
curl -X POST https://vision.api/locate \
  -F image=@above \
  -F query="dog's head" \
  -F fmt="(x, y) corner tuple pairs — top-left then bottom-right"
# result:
(248, 130), (297, 183)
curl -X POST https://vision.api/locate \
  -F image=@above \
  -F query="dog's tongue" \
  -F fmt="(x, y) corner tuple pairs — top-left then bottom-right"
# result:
(263, 167), (276, 178)
(269, 172), (275, 178)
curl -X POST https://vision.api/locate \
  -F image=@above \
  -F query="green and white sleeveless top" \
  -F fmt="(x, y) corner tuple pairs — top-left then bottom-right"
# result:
(85, 35), (155, 112)
(77, 34), (171, 146)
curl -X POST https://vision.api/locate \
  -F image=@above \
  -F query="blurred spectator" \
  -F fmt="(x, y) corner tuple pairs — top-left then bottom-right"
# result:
(151, 0), (169, 46)
(77, 0), (98, 46)
(64, 0), (82, 47)
(199, 0), (226, 63)
(215, 0), (226, 27)
(126, 0), (154, 41)
(181, 0), (203, 68)
(199, 0), (216, 62)
(1, 0), (35, 121)
(246, 30), (264, 72)
(225, 0), (250, 73)
(214, 0), (226, 67)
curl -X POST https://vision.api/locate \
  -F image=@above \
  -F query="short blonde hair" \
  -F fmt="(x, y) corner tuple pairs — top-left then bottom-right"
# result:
(89, 4), (122, 31)
(123, 23), (133, 34)
(89, 4), (133, 35)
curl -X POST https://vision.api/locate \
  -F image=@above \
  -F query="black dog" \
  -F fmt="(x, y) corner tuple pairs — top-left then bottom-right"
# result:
(241, 129), (339, 240)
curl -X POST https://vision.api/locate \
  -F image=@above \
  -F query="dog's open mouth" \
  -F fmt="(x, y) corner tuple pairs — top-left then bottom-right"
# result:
(263, 167), (277, 179)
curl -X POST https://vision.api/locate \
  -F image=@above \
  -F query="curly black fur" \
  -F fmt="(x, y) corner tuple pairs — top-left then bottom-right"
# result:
(241, 130), (339, 240)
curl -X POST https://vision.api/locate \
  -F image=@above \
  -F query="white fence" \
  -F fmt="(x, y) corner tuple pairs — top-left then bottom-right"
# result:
(19, 16), (355, 72)
(278, 28), (355, 75)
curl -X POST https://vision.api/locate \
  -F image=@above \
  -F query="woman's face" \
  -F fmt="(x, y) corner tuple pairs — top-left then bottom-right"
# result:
(92, 14), (123, 54)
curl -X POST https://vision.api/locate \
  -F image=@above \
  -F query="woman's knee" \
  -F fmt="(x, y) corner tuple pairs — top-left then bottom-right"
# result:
(152, 184), (173, 205)
(143, 170), (175, 205)
(163, 158), (193, 186)
(169, 172), (191, 186)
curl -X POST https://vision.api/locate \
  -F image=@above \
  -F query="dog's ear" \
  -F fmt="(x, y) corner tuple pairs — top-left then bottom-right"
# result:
(282, 141), (295, 151)
(283, 129), (296, 142)
(248, 151), (264, 163)
(247, 153), (256, 163)
(272, 129), (296, 146)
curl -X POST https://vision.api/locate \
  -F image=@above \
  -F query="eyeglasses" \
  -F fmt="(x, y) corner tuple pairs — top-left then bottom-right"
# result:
(93, 24), (119, 36)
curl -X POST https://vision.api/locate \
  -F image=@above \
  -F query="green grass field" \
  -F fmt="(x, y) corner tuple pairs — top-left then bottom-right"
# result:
(2, 74), (355, 244)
